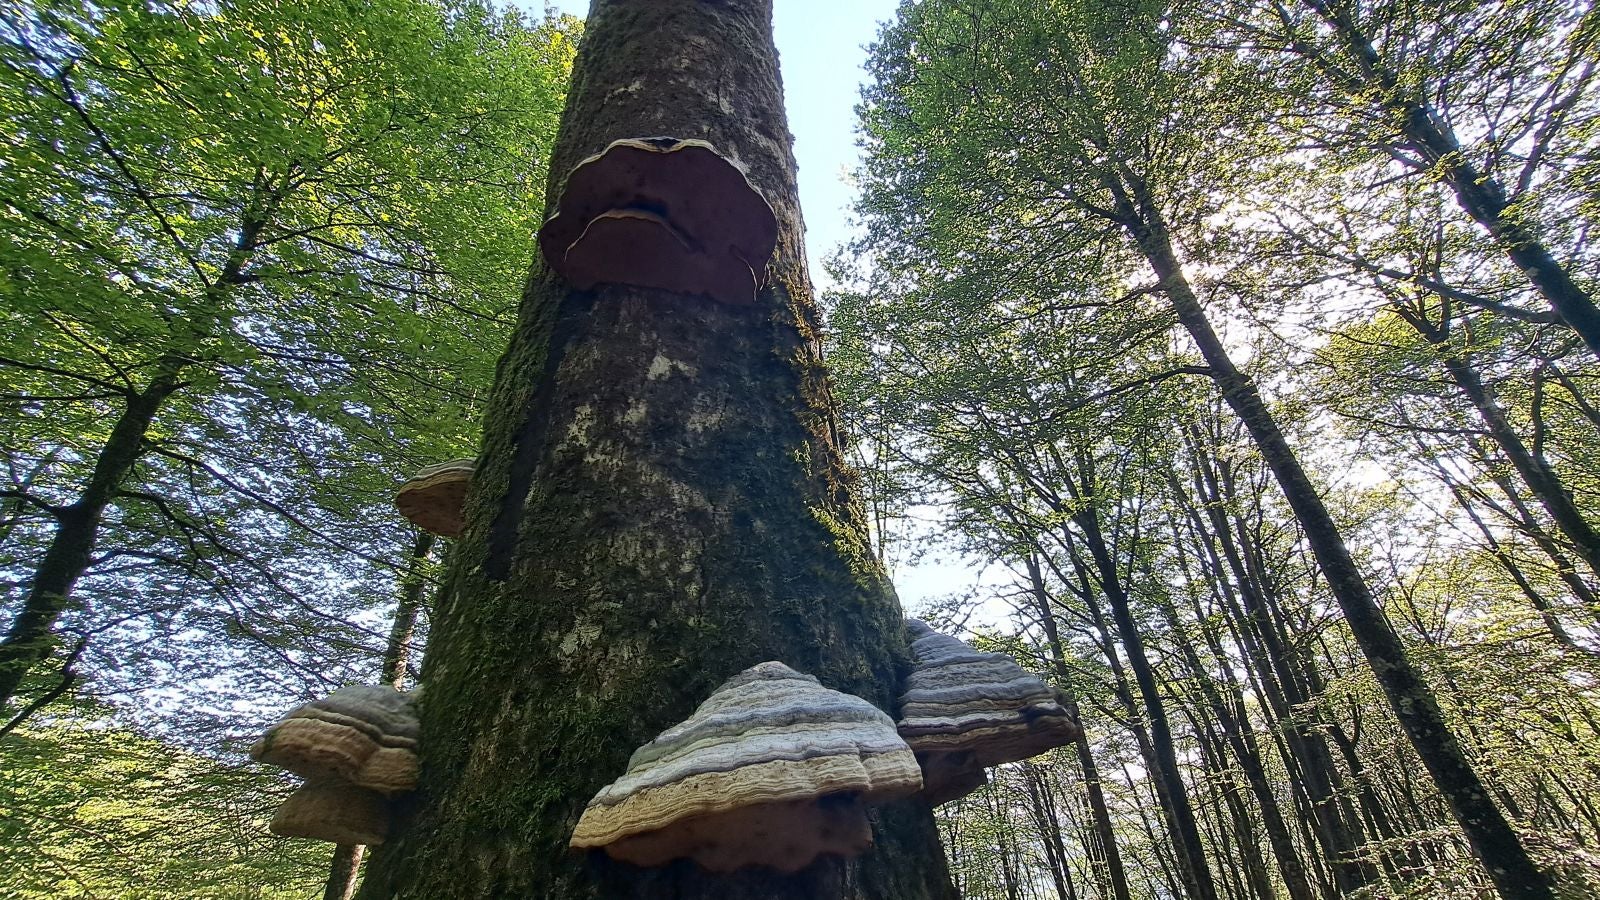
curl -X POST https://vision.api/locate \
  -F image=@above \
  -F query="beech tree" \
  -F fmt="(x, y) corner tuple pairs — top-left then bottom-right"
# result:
(0, 0), (572, 721)
(357, 1), (955, 897)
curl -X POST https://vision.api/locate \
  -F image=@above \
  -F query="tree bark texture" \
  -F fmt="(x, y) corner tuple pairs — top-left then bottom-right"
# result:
(357, 2), (955, 897)
(1125, 190), (1556, 900)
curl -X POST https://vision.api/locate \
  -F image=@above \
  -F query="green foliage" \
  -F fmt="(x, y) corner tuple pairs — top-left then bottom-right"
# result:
(0, 715), (324, 897)
(0, 0), (575, 729)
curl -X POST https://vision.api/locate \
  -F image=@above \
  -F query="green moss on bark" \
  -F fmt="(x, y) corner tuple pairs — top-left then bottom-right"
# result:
(356, 2), (955, 897)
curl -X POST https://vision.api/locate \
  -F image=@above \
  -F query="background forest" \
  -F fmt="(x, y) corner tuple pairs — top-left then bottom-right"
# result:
(1, 0), (1597, 898)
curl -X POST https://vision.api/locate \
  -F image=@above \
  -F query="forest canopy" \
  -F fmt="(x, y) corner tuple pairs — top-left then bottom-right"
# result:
(2, 0), (1599, 897)
(0, 0), (574, 893)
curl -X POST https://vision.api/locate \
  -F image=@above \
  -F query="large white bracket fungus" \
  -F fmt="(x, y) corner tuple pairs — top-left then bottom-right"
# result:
(394, 458), (474, 538)
(570, 661), (922, 873)
(538, 138), (779, 306)
(896, 620), (1080, 805)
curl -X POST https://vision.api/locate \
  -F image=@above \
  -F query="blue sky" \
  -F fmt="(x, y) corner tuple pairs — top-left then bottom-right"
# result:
(538, 0), (901, 286)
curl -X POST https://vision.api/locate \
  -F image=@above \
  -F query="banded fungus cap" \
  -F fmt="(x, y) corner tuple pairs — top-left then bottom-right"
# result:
(537, 138), (779, 306)
(394, 458), (473, 538)
(897, 619), (1081, 805)
(269, 780), (390, 846)
(570, 661), (921, 872)
(251, 684), (420, 795)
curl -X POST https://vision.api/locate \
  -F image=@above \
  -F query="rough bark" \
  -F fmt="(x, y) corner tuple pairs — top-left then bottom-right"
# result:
(1124, 186), (1556, 900)
(356, 2), (955, 897)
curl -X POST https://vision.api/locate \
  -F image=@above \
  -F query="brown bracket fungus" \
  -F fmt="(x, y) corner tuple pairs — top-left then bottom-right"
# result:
(394, 458), (473, 538)
(897, 619), (1081, 806)
(251, 684), (420, 795)
(270, 780), (391, 846)
(537, 137), (779, 306)
(569, 661), (921, 873)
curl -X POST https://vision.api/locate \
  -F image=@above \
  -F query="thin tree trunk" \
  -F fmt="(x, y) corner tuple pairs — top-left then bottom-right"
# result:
(1124, 188), (1556, 900)
(1026, 555), (1134, 900)
(382, 531), (437, 689)
(1298, 0), (1600, 357)
(1398, 308), (1600, 576)
(0, 205), (265, 716)
(322, 529), (439, 900)
(0, 360), (183, 713)
(1163, 533), (1318, 900)
(1073, 504), (1220, 900)
(357, 2), (954, 897)
(323, 844), (365, 900)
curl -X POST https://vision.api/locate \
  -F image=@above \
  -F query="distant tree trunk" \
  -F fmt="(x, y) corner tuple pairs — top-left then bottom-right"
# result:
(323, 845), (364, 900)
(0, 208), (265, 716)
(381, 531), (437, 690)
(1071, 500), (1220, 900)
(0, 361), (182, 714)
(1296, 0), (1600, 358)
(356, 2), (955, 898)
(1121, 180), (1556, 900)
(1394, 305), (1600, 576)
(1160, 535), (1319, 900)
(1168, 440), (1372, 896)
(1025, 555), (1134, 900)
(322, 529), (438, 900)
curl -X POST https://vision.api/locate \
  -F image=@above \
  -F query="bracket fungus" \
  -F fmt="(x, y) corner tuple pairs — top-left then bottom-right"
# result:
(897, 619), (1080, 805)
(570, 661), (921, 873)
(252, 684), (420, 795)
(538, 137), (779, 306)
(394, 458), (473, 538)
(270, 780), (391, 846)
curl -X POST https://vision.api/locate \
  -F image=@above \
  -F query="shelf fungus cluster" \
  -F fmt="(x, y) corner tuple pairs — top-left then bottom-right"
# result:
(897, 619), (1080, 805)
(570, 661), (922, 873)
(394, 458), (473, 538)
(251, 685), (420, 845)
(538, 138), (779, 306)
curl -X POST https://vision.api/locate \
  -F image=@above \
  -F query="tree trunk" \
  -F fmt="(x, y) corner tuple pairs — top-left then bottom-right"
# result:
(1124, 189), (1556, 900)
(356, 2), (955, 897)
(1299, 0), (1600, 358)
(1160, 537), (1318, 900)
(1073, 506), (1220, 900)
(322, 530), (439, 900)
(323, 844), (365, 900)
(1026, 556), (1134, 900)
(1394, 305), (1600, 577)
(0, 360), (183, 713)
(382, 531), (437, 690)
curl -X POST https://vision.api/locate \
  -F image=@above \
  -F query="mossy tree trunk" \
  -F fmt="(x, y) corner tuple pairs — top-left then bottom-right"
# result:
(357, 2), (956, 898)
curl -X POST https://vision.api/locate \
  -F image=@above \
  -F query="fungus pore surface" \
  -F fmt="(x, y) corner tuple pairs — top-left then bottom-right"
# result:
(537, 138), (778, 306)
